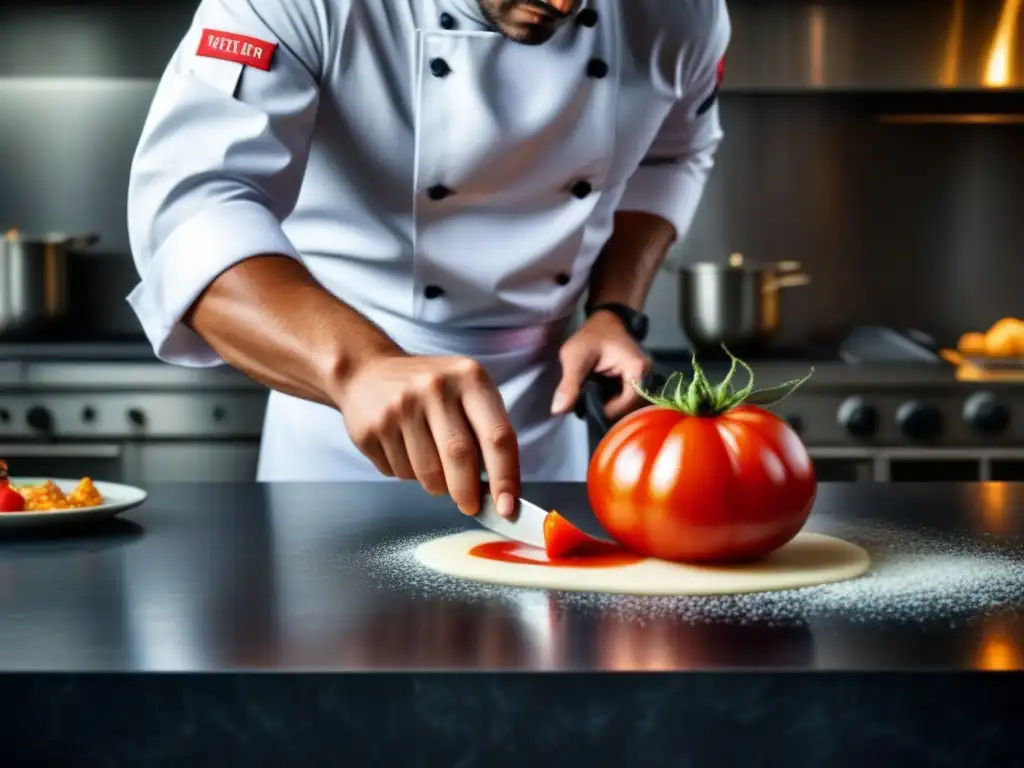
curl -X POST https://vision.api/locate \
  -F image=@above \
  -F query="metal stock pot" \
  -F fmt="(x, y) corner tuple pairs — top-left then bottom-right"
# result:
(0, 229), (99, 333)
(674, 253), (811, 352)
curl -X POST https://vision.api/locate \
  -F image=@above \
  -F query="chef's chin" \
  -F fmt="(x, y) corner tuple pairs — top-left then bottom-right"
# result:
(499, 20), (559, 45)
(478, 1), (561, 46)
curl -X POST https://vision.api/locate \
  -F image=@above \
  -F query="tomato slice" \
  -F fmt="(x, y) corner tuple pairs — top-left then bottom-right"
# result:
(543, 510), (603, 559)
(0, 480), (25, 513)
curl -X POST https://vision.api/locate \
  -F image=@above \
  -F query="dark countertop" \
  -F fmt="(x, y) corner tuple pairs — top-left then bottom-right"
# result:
(1, 482), (1022, 673)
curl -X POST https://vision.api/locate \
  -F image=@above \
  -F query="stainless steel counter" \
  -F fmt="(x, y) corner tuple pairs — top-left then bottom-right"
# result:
(1, 481), (1021, 672)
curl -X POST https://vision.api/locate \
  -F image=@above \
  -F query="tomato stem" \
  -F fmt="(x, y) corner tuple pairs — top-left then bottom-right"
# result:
(632, 346), (814, 416)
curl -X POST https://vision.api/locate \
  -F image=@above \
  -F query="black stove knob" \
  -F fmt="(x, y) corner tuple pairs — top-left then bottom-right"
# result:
(896, 400), (943, 442)
(127, 408), (146, 427)
(963, 392), (1010, 435)
(837, 397), (879, 438)
(81, 407), (96, 423)
(25, 406), (53, 432)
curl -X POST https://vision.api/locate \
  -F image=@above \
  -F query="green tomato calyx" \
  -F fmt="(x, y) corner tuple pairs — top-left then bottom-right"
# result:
(633, 346), (813, 417)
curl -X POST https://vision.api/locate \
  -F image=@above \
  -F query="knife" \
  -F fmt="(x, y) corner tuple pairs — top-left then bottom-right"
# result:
(475, 491), (549, 549)
(474, 374), (623, 547)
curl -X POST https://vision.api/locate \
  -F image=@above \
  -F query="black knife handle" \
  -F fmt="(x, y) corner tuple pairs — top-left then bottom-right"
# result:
(572, 373), (620, 436)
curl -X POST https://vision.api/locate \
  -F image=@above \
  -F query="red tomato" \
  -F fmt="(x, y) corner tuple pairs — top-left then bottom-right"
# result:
(0, 480), (25, 513)
(587, 360), (817, 564)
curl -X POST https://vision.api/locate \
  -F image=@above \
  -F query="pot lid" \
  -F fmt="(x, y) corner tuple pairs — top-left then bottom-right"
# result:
(4, 229), (99, 246)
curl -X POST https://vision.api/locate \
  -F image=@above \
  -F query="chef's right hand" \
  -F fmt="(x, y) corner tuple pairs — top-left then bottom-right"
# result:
(336, 354), (520, 517)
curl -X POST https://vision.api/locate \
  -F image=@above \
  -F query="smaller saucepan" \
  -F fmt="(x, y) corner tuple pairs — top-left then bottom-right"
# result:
(671, 253), (811, 352)
(0, 229), (100, 333)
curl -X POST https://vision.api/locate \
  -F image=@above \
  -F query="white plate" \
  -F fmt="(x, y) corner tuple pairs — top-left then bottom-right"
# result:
(0, 477), (147, 529)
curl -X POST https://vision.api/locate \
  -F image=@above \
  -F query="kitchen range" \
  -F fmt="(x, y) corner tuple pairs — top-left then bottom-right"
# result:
(0, 322), (1021, 485)
(650, 325), (1024, 483)
(0, 338), (267, 484)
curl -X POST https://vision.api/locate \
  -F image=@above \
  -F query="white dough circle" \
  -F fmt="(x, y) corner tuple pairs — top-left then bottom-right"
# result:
(414, 531), (871, 596)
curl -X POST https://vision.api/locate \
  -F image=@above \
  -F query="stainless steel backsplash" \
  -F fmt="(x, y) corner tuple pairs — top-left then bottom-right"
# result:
(647, 92), (1024, 349)
(1, 0), (1022, 346)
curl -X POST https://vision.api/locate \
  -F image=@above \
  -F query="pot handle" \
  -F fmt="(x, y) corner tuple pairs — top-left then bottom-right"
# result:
(66, 233), (101, 250)
(768, 273), (812, 290)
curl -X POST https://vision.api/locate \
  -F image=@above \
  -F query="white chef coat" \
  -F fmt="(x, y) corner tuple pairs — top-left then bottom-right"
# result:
(126, 0), (730, 482)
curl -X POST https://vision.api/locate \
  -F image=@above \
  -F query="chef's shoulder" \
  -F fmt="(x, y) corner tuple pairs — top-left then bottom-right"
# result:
(178, 0), (356, 76)
(627, 0), (730, 87)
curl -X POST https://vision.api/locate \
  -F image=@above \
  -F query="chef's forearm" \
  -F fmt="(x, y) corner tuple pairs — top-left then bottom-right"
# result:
(584, 211), (677, 312)
(184, 255), (404, 407)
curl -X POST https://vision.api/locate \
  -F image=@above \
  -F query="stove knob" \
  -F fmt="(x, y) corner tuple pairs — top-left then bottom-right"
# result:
(127, 408), (146, 427)
(896, 400), (944, 442)
(837, 397), (879, 438)
(81, 407), (97, 423)
(25, 406), (53, 432)
(963, 392), (1010, 435)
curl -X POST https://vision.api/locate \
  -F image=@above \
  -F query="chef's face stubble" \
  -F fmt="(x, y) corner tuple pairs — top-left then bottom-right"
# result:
(477, 0), (577, 45)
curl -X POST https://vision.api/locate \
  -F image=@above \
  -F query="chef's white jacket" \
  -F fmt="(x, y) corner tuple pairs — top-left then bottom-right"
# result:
(126, 0), (730, 482)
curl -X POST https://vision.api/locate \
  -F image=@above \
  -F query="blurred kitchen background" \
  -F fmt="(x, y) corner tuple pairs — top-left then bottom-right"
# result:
(1, 0), (1022, 485)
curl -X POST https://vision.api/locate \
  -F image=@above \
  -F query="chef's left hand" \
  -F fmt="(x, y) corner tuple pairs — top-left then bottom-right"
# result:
(551, 311), (651, 421)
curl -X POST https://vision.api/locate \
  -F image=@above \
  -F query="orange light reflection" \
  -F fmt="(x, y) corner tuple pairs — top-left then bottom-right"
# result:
(940, 0), (965, 87)
(976, 616), (1023, 670)
(983, 0), (1022, 87)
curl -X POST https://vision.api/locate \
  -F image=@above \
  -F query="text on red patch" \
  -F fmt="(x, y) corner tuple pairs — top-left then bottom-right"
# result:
(196, 28), (277, 71)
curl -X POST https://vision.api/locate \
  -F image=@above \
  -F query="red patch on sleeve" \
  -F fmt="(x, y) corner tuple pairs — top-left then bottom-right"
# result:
(196, 28), (277, 71)
(716, 57), (726, 87)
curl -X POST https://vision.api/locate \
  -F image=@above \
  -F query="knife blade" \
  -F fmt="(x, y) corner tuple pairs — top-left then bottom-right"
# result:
(474, 492), (549, 549)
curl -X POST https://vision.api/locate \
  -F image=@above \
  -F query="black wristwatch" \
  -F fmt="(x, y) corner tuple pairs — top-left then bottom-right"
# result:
(586, 302), (649, 342)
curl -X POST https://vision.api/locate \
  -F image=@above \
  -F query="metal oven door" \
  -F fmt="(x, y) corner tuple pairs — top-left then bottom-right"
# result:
(808, 448), (878, 482)
(0, 443), (130, 482)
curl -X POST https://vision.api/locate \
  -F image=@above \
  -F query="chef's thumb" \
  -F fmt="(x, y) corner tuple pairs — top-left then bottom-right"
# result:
(551, 346), (596, 415)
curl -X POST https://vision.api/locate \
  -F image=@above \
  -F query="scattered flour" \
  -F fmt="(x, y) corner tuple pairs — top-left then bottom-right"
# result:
(361, 522), (1024, 625)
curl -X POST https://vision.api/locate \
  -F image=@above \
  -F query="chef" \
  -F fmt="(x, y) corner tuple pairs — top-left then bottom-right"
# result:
(126, 0), (730, 517)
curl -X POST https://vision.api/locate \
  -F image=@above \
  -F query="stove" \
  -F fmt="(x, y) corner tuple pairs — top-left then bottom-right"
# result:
(649, 326), (1024, 482)
(0, 337), (268, 485)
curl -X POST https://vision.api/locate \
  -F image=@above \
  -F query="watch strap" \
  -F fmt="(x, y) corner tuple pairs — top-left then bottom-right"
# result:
(587, 302), (649, 342)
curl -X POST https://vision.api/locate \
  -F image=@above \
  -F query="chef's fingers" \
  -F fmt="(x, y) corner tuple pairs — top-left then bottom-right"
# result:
(460, 385), (519, 518)
(401, 416), (447, 496)
(605, 362), (651, 421)
(552, 344), (598, 415)
(378, 425), (416, 481)
(604, 383), (645, 421)
(358, 435), (395, 478)
(425, 402), (482, 515)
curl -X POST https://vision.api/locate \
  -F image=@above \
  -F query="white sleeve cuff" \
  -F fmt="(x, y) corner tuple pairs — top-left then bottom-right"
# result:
(616, 158), (713, 242)
(126, 199), (301, 367)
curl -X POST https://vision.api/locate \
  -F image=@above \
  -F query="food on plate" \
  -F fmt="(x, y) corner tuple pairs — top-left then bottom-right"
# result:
(984, 318), (1024, 358)
(0, 459), (104, 513)
(958, 318), (1024, 358)
(956, 332), (986, 356)
(587, 351), (817, 564)
(19, 479), (104, 511)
